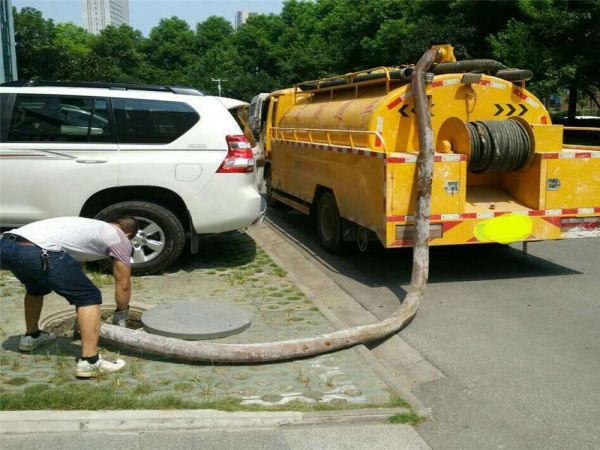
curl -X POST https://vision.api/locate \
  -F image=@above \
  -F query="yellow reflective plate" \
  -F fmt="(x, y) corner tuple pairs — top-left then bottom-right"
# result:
(474, 214), (533, 244)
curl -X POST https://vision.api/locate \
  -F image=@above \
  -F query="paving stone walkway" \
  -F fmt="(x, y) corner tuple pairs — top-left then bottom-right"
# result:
(0, 232), (394, 409)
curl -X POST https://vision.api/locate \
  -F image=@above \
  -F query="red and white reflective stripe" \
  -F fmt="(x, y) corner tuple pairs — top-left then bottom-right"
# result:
(386, 153), (466, 164)
(386, 207), (600, 223)
(386, 90), (413, 109)
(272, 139), (385, 159)
(542, 151), (600, 159)
(431, 78), (460, 88)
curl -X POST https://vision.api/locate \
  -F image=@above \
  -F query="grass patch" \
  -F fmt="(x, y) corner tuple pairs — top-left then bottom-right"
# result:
(0, 383), (421, 417)
(388, 412), (424, 425)
(132, 383), (154, 395)
(272, 267), (287, 278)
(85, 270), (114, 288)
(6, 377), (28, 386)
(174, 383), (193, 393)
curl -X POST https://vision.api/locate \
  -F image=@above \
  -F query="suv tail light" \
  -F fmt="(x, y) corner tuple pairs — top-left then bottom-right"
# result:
(217, 135), (255, 173)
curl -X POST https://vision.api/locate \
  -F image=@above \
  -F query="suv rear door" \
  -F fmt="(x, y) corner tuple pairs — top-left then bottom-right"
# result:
(0, 93), (119, 226)
(113, 96), (228, 193)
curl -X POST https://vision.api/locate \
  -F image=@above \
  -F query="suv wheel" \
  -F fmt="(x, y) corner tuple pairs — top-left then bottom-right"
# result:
(94, 201), (185, 275)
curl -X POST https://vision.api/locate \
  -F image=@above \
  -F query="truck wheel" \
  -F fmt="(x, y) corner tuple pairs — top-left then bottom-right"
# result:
(316, 191), (344, 253)
(94, 201), (185, 275)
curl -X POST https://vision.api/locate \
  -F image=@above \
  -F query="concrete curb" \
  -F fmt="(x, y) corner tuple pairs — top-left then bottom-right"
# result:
(246, 221), (441, 418)
(0, 407), (411, 434)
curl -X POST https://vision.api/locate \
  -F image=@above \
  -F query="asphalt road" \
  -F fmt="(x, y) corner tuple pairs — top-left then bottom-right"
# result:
(267, 207), (600, 450)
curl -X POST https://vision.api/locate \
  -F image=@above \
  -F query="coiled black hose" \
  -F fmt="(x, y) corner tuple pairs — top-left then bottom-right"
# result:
(466, 120), (532, 172)
(432, 60), (534, 82)
(432, 59), (507, 75)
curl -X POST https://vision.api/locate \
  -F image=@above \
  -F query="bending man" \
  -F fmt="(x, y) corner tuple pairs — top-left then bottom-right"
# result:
(0, 216), (138, 378)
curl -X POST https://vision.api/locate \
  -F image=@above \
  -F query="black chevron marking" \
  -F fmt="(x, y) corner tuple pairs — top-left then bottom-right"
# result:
(519, 104), (528, 116)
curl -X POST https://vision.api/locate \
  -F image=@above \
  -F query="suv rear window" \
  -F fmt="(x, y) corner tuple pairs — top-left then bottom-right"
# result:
(6, 95), (113, 143)
(112, 98), (199, 144)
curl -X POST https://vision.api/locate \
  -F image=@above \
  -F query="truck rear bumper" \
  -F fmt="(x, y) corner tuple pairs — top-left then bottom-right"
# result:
(385, 208), (600, 247)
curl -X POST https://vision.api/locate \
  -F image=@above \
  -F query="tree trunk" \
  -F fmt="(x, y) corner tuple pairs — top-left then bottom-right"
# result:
(568, 84), (578, 122)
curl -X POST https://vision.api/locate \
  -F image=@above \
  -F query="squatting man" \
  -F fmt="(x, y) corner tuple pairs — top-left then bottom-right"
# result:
(0, 216), (138, 378)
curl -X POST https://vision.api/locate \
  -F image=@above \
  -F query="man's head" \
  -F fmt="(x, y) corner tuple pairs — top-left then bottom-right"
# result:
(111, 216), (139, 240)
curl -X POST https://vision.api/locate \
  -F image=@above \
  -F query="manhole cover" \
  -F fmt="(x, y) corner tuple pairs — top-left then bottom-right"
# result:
(141, 300), (252, 340)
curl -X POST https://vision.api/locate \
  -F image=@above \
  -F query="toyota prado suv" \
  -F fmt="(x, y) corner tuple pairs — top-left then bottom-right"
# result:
(0, 81), (266, 274)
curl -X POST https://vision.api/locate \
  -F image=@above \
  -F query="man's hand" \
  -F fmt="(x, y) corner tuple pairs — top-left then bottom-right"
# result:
(112, 259), (131, 314)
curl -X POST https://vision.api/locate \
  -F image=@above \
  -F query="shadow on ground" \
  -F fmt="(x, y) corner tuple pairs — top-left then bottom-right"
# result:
(168, 231), (257, 273)
(266, 206), (581, 292)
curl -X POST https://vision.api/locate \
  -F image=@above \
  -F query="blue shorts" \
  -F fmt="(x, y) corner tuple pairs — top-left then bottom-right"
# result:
(0, 237), (101, 306)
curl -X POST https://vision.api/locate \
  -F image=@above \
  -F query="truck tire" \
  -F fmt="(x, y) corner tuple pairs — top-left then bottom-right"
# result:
(94, 201), (185, 275)
(316, 191), (344, 253)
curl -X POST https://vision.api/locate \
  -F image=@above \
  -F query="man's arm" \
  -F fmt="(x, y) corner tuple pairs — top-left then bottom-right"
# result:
(112, 259), (131, 311)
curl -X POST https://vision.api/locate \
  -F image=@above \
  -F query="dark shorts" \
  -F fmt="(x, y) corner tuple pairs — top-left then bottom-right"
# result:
(0, 237), (101, 306)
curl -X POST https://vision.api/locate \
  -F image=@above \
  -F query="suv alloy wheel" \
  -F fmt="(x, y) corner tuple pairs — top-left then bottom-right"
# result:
(94, 201), (185, 275)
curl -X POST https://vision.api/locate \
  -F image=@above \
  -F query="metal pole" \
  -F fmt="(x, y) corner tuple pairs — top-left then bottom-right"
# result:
(211, 78), (228, 97)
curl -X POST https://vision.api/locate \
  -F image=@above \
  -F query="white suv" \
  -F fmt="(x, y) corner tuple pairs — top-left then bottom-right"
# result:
(0, 82), (266, 274)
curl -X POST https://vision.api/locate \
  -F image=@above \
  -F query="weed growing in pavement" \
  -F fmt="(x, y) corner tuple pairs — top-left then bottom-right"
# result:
(174, 383), (193, 393)
(6, 377), (28, 386)
(110, 375), (123, 390)
(198, 382), (215, 397)
(10, 357), (22, 371)
(388, 412), (424, 425)
(272, 267), (287, 278)
(296, 369), (311, 387)
(128, 360), (143, 378)
(324, 376), (335, 388)
(85, 270), (114, 288)
(0, 353), (11, 365)
(132, 383), (154, 395)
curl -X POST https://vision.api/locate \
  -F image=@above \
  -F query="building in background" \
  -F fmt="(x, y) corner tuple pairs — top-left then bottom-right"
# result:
(0, 0), (18, 83)
(234, 9), (256, 29)
(81, 0), (129, 34)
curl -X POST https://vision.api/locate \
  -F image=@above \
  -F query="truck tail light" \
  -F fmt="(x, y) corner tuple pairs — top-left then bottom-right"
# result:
(217, 135), (255, 173)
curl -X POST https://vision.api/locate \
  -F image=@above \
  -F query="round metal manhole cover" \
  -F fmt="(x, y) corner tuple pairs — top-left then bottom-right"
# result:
(141, 300), (252, 340)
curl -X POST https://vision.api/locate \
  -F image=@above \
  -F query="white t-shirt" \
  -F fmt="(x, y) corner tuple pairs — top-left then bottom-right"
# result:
(11, 217), (132, 267)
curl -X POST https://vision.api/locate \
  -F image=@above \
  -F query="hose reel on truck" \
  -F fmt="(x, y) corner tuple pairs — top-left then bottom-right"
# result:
(437, 117), (535, 173)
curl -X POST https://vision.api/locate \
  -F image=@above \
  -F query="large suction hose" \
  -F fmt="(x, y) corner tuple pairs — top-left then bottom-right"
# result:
(432, 59), (533, 82)
(99, 48), (442, 363)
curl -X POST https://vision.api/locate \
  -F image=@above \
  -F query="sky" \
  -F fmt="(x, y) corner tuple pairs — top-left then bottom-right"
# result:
(12, 0), (285, 34)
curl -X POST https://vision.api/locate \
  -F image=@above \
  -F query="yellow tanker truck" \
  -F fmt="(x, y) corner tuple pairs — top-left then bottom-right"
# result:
(260, 44), (600, 252)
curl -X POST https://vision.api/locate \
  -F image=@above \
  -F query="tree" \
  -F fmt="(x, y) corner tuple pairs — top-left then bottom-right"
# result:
(90, 24), (145, 81)
(13, 7), (62, 80)
(489, 0), (600, 120)
(143, 17), (195, 84)
(195, 16), (234, 54)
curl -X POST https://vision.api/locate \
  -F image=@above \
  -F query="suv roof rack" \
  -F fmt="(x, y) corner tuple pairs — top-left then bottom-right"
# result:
(0, 80), (204, 96)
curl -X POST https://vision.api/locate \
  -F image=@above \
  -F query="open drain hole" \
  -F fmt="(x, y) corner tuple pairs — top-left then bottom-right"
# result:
(41, 305), (147, 338)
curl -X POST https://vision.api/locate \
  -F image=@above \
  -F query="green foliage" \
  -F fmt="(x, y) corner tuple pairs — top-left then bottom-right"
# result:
(11, 1), (598, 103)
(489, 0), (600, 101)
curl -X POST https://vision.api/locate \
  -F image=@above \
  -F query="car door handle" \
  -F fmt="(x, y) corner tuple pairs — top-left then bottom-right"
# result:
(76, 159), (108, 164)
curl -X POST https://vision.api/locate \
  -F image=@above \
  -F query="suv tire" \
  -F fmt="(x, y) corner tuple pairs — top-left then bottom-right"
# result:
(94, 201), (185, 275)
